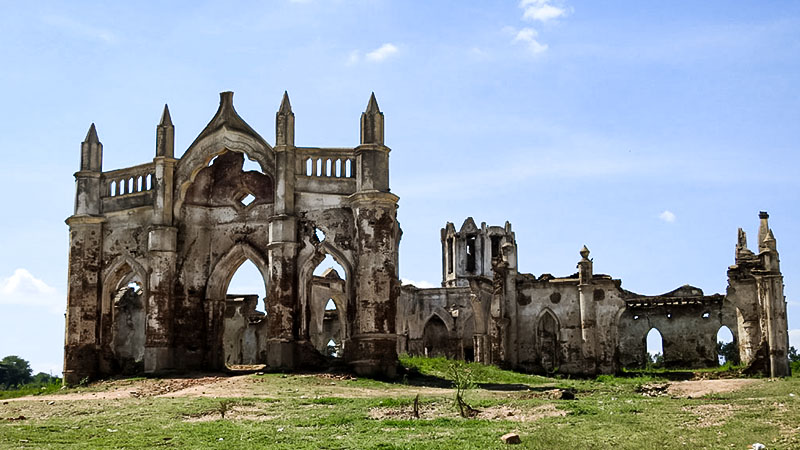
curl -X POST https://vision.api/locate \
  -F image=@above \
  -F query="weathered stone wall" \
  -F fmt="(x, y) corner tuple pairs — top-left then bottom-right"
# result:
(65, 91), (400, 383)
(402, 215), (789, 377)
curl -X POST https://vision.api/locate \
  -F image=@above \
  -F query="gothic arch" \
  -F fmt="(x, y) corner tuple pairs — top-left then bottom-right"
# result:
(206, 242), (270, 301)
(102, 254), (148, 318)
(537, 308), (560, 371)
(297, 241), (355, 340)
(423, 307), (454, 333)
(174, 133), (275, 218)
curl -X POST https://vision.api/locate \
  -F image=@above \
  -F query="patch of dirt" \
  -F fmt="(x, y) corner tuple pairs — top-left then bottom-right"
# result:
(667, 379), (759, 398)
(682, 403), (735, 428)
(368, 402), (565, 422)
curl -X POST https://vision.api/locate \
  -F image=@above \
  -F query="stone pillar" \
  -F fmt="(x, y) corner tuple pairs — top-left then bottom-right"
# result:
(347, 191), (400, 377)
(757, 215), (789, 377)
(577, 245), (597, 374)
(266, 91), (299, 369)
(63, 216), (105, 385)
(64, 124), (105, 385)
(145, 107), (178, 373)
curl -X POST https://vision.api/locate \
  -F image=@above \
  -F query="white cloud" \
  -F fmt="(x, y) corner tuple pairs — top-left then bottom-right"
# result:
(520, 0), (568, 23)
(659, 210), (677, 223)
(365, 43), (398, 62)
(0, 269), (64, 314)
(401, 279), (436, 289)
(42, 15), (117, 44)
(513, 28), (549, 54)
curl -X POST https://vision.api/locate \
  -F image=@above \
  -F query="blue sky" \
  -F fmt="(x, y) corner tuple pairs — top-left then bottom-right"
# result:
(1, 1), (798, 375)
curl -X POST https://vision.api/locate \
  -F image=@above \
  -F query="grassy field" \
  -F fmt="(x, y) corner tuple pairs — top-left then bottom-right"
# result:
(1, 357), (798, 449)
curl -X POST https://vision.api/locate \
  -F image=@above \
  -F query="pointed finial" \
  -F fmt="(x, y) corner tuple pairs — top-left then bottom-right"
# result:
(84, 123), (99, 143)
(580, 245), (590, 259)
(159, 104), (173, 127)
(366, 92), (380, 114)
(279, 91), (292, 114)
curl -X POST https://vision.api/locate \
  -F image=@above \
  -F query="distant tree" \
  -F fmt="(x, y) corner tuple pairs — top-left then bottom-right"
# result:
(716, 341), (740, 365)
(648, 352), (664, 368)
(31, 372), (59, 385)
(0, 356), (33, 389)
(788, 346), (800, 363)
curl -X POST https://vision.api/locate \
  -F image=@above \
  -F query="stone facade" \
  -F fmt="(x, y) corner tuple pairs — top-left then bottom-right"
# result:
(65, 91), (789, 382)
(64, 92), (400, 384)
(398, 215), (790, 377)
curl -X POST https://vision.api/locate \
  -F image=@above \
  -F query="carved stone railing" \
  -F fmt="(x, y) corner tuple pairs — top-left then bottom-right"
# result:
(296, 148), (356, 179)
(101, 162), (156, 212)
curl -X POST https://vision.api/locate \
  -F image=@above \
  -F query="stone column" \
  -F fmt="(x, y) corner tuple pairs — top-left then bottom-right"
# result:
(265, 91), (299, 369)
(577, 245), (597, 374)
(347, 191), (400, 377)
(63, 217), (105, 384)
(64, 124), (105, 385)
(143, 106), (178, 373)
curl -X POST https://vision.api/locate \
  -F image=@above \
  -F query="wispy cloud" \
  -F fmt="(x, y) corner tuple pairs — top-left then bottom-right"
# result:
(347, 43), (399, 65)
(659, 210), (677, 223)
(42, 15), (117, 44)
(401, 279), (436, 289)
(520, 0), (569, 23)
(366, 43), (399, 62)
(513, 28), (549, 54)
(508, 1), (569, 55)
(0, 269), (64, 314)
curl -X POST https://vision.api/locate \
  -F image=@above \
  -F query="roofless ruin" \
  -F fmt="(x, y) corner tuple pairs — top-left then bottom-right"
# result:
(64, 92), (789, 384)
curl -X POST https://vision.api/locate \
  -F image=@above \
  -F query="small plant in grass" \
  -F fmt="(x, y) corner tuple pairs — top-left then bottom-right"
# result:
(448, 361), (478, 418)
(217, 399), (234, 419)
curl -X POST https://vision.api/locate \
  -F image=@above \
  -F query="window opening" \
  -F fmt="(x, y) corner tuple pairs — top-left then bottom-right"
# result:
(466, 235), (476, 272)
(646, 328), (664, 367)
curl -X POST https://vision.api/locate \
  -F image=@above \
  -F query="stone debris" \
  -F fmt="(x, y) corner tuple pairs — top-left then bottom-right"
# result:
(500, 432), (521, 444)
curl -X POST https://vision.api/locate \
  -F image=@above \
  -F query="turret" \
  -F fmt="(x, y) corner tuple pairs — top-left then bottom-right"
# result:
(74, 124), (103, 215)
(356, 93), (390, 192)
(578, 245), (592, 285)
(360, 92), (384, 145)
(276, 91), (295, 147)
(80, 124), (102, 172)
(156, 104), (174, 158)
(758, 211), (770, 252)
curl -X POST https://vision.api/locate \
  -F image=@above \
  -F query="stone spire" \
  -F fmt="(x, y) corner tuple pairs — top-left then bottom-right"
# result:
(80, 123), (102, 172)
(360, 92), (384, 145)
(156, 104), (174, 157)
(758, 211), (770, 252)
(276, 91), (295, 147)
(578, 245), (592, 285)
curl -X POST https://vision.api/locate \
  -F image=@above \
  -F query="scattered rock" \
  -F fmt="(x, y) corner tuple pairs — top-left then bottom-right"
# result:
(500, 432), (521, 444)
(749, 444), (766, 450)
(637, 383), (670, 397)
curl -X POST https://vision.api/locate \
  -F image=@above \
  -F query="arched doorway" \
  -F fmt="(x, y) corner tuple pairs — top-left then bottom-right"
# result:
(223, 259), (268, 368)
(538, 310), (560, 372)
(645, 328), (664, 368)
(307, 253), (348, 357)
(716, 325), (738, 366)
(422, 316), (450, 358)
(111, 279), (146, 373)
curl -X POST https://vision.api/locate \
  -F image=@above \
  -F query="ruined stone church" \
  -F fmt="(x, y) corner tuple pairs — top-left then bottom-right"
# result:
(64, 92), (789, 384)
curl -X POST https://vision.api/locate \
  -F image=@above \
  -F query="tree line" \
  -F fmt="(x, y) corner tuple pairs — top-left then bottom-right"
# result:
(0, 355), (61, 390)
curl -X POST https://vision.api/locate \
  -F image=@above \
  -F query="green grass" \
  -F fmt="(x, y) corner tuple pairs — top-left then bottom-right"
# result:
(2, 360), (799, 449)
(0, 381), (63, 400)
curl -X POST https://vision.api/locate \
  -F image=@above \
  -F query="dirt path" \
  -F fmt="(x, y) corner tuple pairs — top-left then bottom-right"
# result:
(4, 375), (762, 403)
(666, 378), (760, 398)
